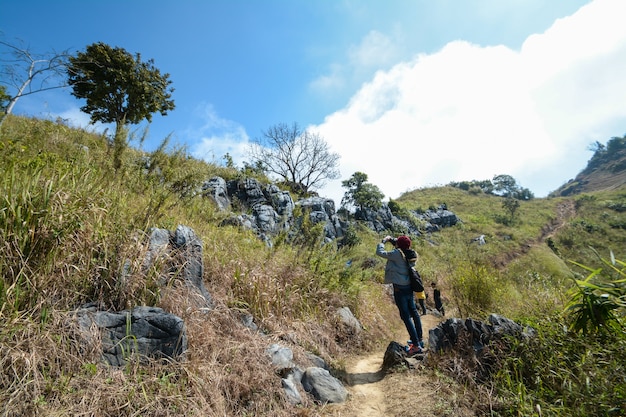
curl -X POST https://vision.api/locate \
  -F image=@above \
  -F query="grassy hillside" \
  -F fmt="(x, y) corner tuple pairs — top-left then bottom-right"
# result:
(1, 115), (624, 416)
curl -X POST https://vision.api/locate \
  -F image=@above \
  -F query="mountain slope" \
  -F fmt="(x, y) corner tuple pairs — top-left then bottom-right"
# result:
(552, 134), (626, 196)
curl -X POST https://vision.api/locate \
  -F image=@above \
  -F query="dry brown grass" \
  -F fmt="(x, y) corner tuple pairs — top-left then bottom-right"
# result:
(375, 366), (480, 417)
(1, 294), (319, 416)
(0, 226), (393, 417)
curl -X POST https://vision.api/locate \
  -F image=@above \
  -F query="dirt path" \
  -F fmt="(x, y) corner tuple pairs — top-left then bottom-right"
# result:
(321, 314), (444, 417)
(540, 199), (576, 241)
(495, 199), (576, 269)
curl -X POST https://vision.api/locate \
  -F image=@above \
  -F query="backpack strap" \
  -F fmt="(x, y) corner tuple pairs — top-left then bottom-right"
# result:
(399, 248), (412, 270)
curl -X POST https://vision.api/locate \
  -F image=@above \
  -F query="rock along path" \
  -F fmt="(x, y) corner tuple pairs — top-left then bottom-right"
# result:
(321, 313), (444, 417)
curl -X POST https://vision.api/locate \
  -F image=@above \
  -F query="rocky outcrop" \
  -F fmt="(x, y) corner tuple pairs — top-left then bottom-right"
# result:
(380, 314), (535, 373)
(296, 197), (349, 244)
(414, 203), (460, 232)
(205, 177), (296, 245)
(426, 314), (536, 382)
(145, 225), (212, 308)
(428, 314), (535, 354)
(355, 204), (414, 234)
(75, 306), (187, 367)
(202, 176), (461, 246)
(74, 224), (212, 367)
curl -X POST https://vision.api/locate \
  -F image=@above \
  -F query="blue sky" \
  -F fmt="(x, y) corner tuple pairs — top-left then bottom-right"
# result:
(2, 0), (626, 205)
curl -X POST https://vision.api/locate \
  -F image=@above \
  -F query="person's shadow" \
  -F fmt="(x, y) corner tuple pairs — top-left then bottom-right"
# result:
(334, 366), (385, 386)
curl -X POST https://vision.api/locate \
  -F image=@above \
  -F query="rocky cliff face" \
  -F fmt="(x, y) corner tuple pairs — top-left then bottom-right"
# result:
(202, 176), (461, 246)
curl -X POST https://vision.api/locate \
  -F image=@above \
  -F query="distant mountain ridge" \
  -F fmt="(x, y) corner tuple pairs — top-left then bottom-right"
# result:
(552, 134), (626, 196)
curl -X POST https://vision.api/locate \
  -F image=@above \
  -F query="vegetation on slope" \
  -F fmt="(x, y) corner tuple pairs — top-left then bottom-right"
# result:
(1, 115), (624, 416)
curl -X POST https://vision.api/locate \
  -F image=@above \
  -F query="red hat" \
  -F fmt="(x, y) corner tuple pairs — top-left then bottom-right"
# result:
(396, 235), (411, 249)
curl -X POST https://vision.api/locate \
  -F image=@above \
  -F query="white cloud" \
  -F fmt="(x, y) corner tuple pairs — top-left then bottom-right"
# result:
(348, 30), (400, 69)
(309, 63), (345, 93)
(315, 0), (626, 205)
(309, 30), (402, 97)
(189, 104), (250, 166)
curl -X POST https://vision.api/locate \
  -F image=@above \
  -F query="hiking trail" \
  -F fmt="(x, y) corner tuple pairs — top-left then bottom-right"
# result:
(321, 314), (448, 417)
(495, 199), (576, 269)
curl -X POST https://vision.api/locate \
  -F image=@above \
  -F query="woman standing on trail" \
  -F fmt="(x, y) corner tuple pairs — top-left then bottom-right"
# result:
(376, 235), (424, 355)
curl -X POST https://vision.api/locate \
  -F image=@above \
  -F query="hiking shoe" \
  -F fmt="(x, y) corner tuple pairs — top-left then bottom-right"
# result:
(418, 340), (425, 349)
(407, 344), (423, 355)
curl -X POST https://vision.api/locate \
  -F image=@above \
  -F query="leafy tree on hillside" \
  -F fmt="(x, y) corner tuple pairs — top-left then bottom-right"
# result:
(0, 85), (9, 117)
(0, 38), (70, 121)
(341, 171), (384, 212)
(492, 174), (534, 200)
(247, 122), (340, 195)
(67, 42), (175, 170)
(585, 135), (626, 173)
(502, 196), (520, 224)
(492, 174), (518, 196)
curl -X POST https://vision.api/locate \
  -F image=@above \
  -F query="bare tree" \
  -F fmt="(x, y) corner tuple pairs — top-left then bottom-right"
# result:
(248, 122), (340, 195)
(0, 38), (70, 118)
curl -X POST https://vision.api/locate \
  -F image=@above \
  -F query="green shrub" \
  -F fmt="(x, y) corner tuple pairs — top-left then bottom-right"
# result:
(494, 316), (626, 416)
(449, 262), (500, 317)
(565, 252), (626, 335)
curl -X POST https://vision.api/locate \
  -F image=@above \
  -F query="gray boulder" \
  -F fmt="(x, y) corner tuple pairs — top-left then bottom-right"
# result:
(227, 177), (267, 206)
(267, 343), (295, 374)
(282, 375), (303, 405)
(382, 341), (407, 370)
(336, 306), (362, 335)
(145, 225), (213, 308)
(202, 176), (230, 210)
(266, 183), (294, 217)
(306, 352), (329, 370)
(75, 306), (187, 367)
(301, 367), (348, 404)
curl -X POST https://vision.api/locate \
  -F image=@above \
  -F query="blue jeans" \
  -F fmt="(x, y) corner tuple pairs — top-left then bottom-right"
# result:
(393, 285), (423, 344)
